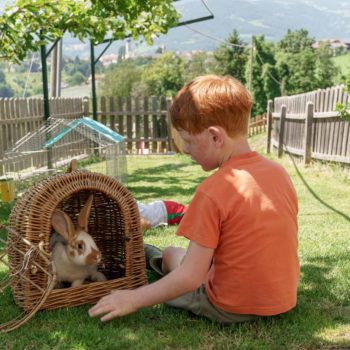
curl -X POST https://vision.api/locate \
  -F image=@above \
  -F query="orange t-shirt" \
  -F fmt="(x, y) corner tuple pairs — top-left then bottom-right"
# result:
(176, 152), (299, 316)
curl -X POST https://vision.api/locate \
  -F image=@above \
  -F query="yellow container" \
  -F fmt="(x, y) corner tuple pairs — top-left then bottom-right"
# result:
(0, 177), (16, 203)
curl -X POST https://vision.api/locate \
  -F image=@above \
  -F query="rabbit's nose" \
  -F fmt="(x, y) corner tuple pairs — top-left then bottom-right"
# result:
(86, 248), (101, 265)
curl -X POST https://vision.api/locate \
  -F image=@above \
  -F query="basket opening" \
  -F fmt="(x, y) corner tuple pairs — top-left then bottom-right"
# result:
(50, 189), (126, 285)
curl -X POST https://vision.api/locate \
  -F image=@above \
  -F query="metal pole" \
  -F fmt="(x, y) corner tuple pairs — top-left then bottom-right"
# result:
(40, 44), (53, 169)
(56, 39), (63, 97)
(50, 43), (58, 97)
(41, 44), (50, 121)
(90, 41), (97, 121)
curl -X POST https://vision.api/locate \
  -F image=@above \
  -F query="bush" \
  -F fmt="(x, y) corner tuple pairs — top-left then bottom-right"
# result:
(0, 84), (14, 97)
(67, 71), (86, 86)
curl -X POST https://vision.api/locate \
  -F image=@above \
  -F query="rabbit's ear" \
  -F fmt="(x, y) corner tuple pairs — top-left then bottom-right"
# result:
(78, 194), (93, 232)
(52, 210), (76, 242)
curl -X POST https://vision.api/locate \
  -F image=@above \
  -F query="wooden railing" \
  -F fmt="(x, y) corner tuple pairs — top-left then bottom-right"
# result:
(267, 85), (350, 164)
(95, 95), (172, 154)
(0, 97), (88, 175)
(249, 115), (267, 137)
(0, 95), (269, 175)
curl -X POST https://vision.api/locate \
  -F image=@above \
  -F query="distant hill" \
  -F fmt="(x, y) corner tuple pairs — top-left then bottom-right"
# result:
(64, 0), (350, 58)
(1, 0), (350, 58)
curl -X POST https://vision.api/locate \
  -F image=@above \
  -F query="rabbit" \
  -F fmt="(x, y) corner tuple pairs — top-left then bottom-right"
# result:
(50, 194), (107, 288)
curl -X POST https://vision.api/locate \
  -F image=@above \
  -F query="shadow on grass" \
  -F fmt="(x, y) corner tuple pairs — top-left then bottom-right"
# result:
(291, 252), (350, 348)
(1, 156), (349, 348)
(1, 252), (349, 349)
(290, 154), (350, 223)
(127, 162), (207, 201)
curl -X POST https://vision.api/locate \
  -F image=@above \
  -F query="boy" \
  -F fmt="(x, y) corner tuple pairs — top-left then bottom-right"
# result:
(89, 75), (299, 323)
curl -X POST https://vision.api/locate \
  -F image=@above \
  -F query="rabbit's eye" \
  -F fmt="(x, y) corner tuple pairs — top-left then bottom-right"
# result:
(76, 240), (85, 254)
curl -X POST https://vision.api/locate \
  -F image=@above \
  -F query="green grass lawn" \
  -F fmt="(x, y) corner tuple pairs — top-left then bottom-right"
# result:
(1, 133), (350, 349)
(332, 52), (350, 78)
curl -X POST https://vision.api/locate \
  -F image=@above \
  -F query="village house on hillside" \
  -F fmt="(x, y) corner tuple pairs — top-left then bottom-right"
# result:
(312, 39), (350, 54)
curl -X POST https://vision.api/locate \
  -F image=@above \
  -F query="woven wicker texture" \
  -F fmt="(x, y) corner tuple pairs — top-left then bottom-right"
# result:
(7, 169), (147, 311)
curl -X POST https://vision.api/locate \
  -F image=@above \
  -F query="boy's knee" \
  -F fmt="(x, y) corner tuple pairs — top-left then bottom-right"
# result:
(162, 246), (186, 273)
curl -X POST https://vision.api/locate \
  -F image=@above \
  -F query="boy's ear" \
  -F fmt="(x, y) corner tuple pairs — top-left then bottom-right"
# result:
(208, 126), (224, 147)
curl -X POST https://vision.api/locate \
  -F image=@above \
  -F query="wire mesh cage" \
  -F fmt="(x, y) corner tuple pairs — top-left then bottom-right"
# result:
(0, 162), (147, 332)
(1, 116), (127, 201)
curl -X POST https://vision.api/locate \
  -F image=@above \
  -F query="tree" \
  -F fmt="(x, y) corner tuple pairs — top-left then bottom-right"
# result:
(315, 42), (340, 89)
(68, 71), (86, 86)
(336, 72), (350, 121)
(0, 0), (179, 64)
(0, 84), (14, 97)
(213, 30), (248, 83)
(141, 52), (185, 97)
(63, 57), (91, 79)
(247, 35), (280, 116)
(0, 70), (5, 84)
(184, 52), (216, 83)
(276, 29), (317, 95)
(99, 61), (142, 98)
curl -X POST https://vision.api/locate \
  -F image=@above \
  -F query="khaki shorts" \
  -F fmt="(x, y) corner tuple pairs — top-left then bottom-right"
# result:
(166, 284), (258, 324)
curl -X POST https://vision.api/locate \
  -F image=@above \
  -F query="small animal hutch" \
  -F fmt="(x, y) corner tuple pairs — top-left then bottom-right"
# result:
(1, 116), (127, 201)
(0, 160), (147, 332)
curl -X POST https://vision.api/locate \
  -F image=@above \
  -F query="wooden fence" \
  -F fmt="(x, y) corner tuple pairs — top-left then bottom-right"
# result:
(267, 85), (350, 165)
(249, 115), (267, 137)
(0, 95), (268, 175)
(0, 97), (88, 176)
(96, 95), (173, 154)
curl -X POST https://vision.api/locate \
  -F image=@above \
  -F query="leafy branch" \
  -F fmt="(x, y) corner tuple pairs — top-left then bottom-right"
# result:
(0, 0), (180, 64)
(336, 73), (350, 122)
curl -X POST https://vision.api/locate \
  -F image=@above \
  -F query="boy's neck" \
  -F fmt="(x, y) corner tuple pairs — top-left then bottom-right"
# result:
(218, 135), (252, 167)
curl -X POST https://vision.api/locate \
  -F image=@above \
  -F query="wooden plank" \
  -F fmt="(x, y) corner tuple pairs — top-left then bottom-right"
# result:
(339, 90), (349, 156)
(311, 152), (350, 164)
(126, 96), (133, 153)
(334, 118), (342, 156)
(278, 105), (286, 158)
(342, 119), (350, 157)
(166, 98), (173, 152)
(109, 96), (116, 131)
(100, 96), (107, 126)
(303, 102), (314, 165)
(327, 114), (336, 156)
(135, 97), (141, 151)
(160, 96), (167, 152)
(117, 97), (124, 135)
(143, 96), (150, 149)
(151, 96), (158, 153)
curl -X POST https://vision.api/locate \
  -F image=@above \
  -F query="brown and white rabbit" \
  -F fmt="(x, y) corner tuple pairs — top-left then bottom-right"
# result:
(50, 194), (107, 288)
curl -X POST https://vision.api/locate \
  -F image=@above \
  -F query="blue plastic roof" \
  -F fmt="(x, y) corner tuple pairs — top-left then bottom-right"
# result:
(44, 117), (124, 148)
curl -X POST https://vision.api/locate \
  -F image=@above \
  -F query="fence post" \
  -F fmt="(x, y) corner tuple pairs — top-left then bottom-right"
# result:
(266, 100), (273, 153)
(83, 96), (89, 116)
(303, 101), (314, 166)
(166, 98), (173, 152)
(278, 104), (286, 158)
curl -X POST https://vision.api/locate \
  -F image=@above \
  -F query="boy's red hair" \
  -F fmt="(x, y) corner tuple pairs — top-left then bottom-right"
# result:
(170, 75), (252, 137)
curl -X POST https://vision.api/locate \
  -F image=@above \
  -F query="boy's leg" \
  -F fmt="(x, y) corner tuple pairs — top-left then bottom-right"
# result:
(158, 246), (257, 324)
(166, 285), (258, 324)
(161, 246), (186, 274)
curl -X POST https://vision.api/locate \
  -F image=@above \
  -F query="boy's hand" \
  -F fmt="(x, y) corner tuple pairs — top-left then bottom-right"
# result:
(89, 289), (138, 322)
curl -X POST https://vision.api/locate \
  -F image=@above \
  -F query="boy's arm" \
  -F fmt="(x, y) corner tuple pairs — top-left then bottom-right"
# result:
(89, 241), (214, 322)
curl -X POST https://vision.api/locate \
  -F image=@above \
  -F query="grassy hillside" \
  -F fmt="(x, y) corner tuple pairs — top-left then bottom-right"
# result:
(332, 52), (350, 78)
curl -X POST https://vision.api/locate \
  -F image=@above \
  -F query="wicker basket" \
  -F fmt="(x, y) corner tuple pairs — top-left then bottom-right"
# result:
(7, 167), (147, 311)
